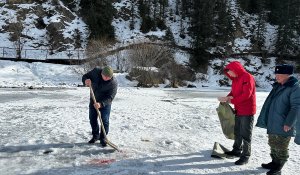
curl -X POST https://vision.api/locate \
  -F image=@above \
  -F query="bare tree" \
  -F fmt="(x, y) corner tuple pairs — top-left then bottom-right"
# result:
(129, 43), (173, 68)
(8, 21), (26, 59)
(71, 58), (108, 77)
(70, 38), (115, 76)
(128, 43), (173, 87)
(115, 51), (130, 73)
(85, 38), (114, 66)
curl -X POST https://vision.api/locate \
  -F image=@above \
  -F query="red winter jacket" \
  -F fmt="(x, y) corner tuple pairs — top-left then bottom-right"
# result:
(224, 61), (256, 116)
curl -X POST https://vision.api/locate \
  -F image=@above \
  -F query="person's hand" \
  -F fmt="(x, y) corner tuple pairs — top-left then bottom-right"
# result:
(227, 96), (233, 103)
(283, 125), (291, 132)
(85, 79), (91, 87)
(93, 102), (101, 109)
(218, 96), (233, 103)
(218, 97), (227, 102)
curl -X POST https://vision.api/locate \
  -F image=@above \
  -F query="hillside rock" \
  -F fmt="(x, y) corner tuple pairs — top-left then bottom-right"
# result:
(0, 0), (88, 55)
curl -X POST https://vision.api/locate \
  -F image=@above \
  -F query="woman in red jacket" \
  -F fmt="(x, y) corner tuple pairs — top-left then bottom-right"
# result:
(218, 61), (256, 165)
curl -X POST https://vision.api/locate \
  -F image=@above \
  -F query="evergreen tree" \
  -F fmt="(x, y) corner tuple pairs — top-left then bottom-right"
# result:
(254, 0), (267, 52)
(130, 0), (135, 30)
(153, 0), (158, 30)
(159, 0), (168, 19)
(138, 0), (153, 33)
(164, 27), (175, 44)
(266, 0), (284, 25)
(238, 0), (260, 14)
(189, 0), (216, 70)
(214, 0), (234, 55)
(80, 0), (115, 39)
(175, 0), (180, 15)
(273, 0), (300, 56)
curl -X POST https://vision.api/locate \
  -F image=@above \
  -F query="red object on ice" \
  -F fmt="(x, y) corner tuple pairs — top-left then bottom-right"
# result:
(88, 158), (116, 165)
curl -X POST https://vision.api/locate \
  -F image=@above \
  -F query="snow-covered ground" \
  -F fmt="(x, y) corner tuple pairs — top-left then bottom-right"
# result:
(0, 87), (299, 175)
(0, 60), (299, 175)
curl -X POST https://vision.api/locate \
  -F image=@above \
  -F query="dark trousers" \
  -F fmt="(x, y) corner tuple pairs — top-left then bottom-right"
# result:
(89, 104), (111, 142)
(233, 115), (254, 159)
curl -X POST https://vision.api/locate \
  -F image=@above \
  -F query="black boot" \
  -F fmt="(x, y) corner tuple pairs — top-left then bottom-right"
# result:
(235, 156), (249, 165)
(225, 150), (241, 157)
(100, 139), (107, 147)
(88, 137), (99, 144)
(262, 154), (276, 169)
(262, 161), (275, 169)
(266, 160), (285, 175)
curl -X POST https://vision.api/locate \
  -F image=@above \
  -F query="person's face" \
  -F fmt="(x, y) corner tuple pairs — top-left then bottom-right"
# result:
(101, 74), (112, 81)
(275, 74), (290, 84)
(227, 70), (237, 78)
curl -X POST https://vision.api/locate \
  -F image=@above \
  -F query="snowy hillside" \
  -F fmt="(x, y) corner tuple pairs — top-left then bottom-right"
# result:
(0, 1), (89, 59)
(1, 0), (298, 89)
(0, 0), (291, 57)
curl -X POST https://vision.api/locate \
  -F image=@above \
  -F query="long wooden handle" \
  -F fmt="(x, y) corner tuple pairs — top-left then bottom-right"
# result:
(89, 85), (120, 151)
(89, 86), (108, 138)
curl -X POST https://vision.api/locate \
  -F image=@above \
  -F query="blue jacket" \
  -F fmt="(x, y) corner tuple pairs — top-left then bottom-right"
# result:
(296, 118), (300, 145)
(82, 68), (118, 108)
(256, 76), (300, 138)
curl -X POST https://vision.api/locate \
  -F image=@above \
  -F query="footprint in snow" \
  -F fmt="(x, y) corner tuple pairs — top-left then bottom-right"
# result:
(179, 124), (191, 129)
(164, 140), (173, 145)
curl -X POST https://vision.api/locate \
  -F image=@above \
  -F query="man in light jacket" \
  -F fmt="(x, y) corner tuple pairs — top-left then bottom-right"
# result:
(256, 64), (300, 175)
(218, 61), (256, 165)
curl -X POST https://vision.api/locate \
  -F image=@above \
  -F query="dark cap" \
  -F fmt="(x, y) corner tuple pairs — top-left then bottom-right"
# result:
(101, 66), (113, 78)
(275, 64), (294, 75)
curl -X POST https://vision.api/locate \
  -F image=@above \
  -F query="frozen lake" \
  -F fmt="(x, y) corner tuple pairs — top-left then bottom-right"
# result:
(0, 87), (299, 175)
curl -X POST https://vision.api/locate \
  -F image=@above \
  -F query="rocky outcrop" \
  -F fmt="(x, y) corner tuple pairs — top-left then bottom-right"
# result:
(0, 0), (87, 55)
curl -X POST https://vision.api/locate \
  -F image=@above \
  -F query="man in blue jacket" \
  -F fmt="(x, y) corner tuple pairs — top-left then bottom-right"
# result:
(256, 64), (300, 175)
(82, 66), (118, 147)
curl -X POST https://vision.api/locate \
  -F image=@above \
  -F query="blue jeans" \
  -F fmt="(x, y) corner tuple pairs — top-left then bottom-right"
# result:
(89, 104), (111, 142)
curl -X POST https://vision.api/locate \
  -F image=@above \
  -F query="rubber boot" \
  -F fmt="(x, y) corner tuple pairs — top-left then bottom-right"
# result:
(262, 154), (276, 169)
(262, 161), (275, 169)
(266, 160), (286, 175)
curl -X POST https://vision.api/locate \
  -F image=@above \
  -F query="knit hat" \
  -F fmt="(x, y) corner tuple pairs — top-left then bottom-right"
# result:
(275, 64), (294, 75)
(101, 66), (113, 78)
